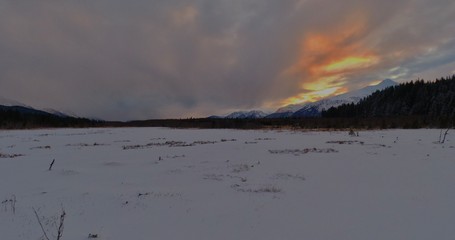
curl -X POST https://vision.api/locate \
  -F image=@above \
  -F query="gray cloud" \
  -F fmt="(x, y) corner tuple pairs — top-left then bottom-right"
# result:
(0, 0), (454, 120)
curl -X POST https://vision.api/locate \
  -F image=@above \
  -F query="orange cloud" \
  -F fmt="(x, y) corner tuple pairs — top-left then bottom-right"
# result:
(322, 55), (379, 73)
(284, 87), (348, 105)
(171, 5), (198, 27)
(281, 11), (380, 106)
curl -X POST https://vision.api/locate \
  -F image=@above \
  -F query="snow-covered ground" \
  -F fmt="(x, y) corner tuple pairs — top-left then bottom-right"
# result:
(1, 127), (454, 240)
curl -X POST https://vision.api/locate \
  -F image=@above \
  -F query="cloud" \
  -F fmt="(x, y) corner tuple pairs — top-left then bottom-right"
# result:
(0, 0), (454, 120)
(281, 0), (455, 105)
(281, 11), (379, 104)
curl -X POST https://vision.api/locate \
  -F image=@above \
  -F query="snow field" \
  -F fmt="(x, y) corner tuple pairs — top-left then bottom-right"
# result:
(0, 128), (454, 240)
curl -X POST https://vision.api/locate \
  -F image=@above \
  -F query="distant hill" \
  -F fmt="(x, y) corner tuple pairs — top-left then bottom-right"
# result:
(0, 96), (30, 108)
(0, 105), (57, 116)
(41, 108), (79, 118)
(0, 96), (78, 118)
(268, 79), (398, 118)
(0, 104), (101, 129)
(322, 75), (455, 119)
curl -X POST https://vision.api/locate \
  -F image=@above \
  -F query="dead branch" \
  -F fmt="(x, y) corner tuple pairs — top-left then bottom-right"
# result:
(11, 195), (16, 214)
(441, 128), (450, 144)
(32, 207), (50, 240)
(56, 208), (66, 240)
(48, 159), (55, 171)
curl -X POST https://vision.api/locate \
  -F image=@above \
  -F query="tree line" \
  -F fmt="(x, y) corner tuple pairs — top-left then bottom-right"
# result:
(0, 106), (103, 129)
(321, 75), (455, 128)
(2, 75), (454, 129)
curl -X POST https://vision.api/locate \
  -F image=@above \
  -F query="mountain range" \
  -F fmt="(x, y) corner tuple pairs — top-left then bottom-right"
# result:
(209, 110), (270, 119)
(273, 79), (398, 118)
(2, 79), (398, 121)
(216, 79), (397, 119)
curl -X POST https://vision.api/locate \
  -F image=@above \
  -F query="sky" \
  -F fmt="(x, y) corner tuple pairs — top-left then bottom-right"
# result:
(1, 0), (455, 120)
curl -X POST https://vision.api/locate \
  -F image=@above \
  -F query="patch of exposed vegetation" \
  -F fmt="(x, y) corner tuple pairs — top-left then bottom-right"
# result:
(30, 145), (51, 150)
(0, 152), (23, 158)
(65, 142), (108, 147)
(273, 173), (306, 181)
(233, 184), (282, 193)
(123, 140), (218, 150)
(326, 140), (364, 145)
(230, 164), (250, 173)
(220, 138), (237, 142)
(269, 148), (338, 156)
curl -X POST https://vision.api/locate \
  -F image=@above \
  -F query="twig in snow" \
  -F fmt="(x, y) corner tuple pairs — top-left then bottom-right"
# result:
(32, 207), (66, 240)
(49, 159), (55, 171)
(441, 128), (450, 144)
(56, 208), (66, 240)
(33, 207), (50, 240)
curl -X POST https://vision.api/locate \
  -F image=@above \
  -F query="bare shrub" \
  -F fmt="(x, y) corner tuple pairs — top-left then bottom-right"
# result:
(33, 207), (66, 240)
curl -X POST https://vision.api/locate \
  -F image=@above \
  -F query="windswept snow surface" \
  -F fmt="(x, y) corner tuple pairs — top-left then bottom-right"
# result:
(1, 128), (454, 240)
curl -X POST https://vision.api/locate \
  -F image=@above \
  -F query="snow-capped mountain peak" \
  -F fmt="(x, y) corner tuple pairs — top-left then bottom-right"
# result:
(330, 79), (396, 102)
(275, 103), (306, 113)
(271, 79), (397, 118)
(225, 110), (269, 119)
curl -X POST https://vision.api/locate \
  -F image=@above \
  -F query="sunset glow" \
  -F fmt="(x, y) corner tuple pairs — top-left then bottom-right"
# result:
(368, 80), (382, 86)
(280, 12), (382, 107)
(1, 1), (454, 119)
(323, 56), (379, 73)
(282, 86), (348, 105)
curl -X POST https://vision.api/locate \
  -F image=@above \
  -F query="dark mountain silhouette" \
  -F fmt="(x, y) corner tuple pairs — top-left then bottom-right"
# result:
(0, 105), (101, 129)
